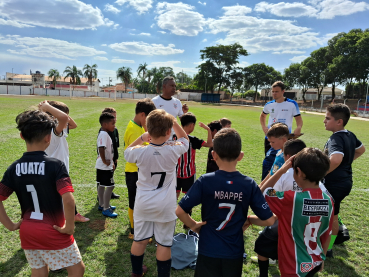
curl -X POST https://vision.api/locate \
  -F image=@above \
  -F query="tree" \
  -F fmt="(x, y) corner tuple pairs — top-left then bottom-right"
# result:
(200, 43), (249, 93)
(284, 63), (310, 103)
(137, 62), (148, 80)
(308, 48), (328, 100)
(260, 69), (283, 100)
(243, 63), (277, 102)
(194, 61), (218, 93)
(83, 64), (98, 87)
(48, 69), (60, 89)
(228, 69), (244, 98)
(63, 66), (82, 85)
(117, 67), (132, 94)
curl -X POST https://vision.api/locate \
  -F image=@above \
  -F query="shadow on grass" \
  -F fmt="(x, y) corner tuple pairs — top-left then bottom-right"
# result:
(0, 248), (28, 277)
(323, 244), (361, 277)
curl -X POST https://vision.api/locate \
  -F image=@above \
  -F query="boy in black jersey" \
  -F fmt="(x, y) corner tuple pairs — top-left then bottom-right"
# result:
(323, 104), (365, 257)
(0, 110), (85, 276)
(205, 120), (222, 173)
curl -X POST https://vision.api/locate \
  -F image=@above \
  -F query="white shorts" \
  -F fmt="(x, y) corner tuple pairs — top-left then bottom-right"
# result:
(24, 241), (82, 271)
(134, 220), (176, 247)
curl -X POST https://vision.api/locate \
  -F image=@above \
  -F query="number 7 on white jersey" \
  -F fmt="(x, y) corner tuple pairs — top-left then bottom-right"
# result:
(216, 203), (236, 231)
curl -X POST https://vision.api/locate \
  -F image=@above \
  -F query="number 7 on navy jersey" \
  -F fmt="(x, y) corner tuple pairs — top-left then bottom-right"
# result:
(216, 203), (236, 231)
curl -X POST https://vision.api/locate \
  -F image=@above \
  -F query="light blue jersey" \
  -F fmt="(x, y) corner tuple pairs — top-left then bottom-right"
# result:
(270, 150), (284, 176)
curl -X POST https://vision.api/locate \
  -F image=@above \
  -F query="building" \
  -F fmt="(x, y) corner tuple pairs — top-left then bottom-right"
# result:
(102, 83), (137, 93)
(260, 87), (345, 101)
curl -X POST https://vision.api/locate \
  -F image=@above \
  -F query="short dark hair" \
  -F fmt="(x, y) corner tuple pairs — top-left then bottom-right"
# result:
(136, 98), (156, 116)
(272, 81), (285, 91)
(102, 107), (116, 114)
(213, 128), (241, 162)
(162, 76), (175, 87)
(47, 101), (69, 114)
(219, 118), (232, 127)
(99, 112), (115, 125)
(326, 103), (350, 126)
(180, 112), (196, 127)
(266, 122), (289, 139)
(293, 148), (330, 184)
(208, 120), (222, 132)
(147, 109), (174, 138)
(284, 139), (306, 157)
(16, 110), (56, 143)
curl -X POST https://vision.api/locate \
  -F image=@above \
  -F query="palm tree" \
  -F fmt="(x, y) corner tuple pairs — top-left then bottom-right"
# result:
(63, 66), (82, 85)
(48, 69), (60, 89)
(146, 69), (153, 84)
(83, 64), (98, 87)
(117, 67), (132, 94)
(137, 62), (148, 80)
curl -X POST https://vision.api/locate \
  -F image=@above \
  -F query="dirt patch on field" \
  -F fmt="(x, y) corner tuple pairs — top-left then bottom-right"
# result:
(88, 220), (106, 231)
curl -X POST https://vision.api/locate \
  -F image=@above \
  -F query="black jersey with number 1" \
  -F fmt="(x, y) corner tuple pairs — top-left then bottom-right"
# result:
(0, 151), (75, 250)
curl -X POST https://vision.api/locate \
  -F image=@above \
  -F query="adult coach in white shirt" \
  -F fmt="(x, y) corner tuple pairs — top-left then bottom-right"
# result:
(260, 81), (303, 155)
(152, 76), (189, 139)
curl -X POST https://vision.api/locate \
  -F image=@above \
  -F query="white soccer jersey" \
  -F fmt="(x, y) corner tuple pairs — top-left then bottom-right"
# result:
(152, 95), (183, 118)
(263, 98), (300, 133)
(124, 137), (189, 222)
(45, 128), (70, 173)
(95, 131), (114, 170)
(273, 169), (332, 200)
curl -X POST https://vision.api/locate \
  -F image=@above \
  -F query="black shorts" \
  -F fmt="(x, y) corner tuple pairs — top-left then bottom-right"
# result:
(325, 184), (352, 215)
(254, 220), (279, 260)
(194, 254), (243, 277)
(125, 172), (138, 210)
(264, 137), (271, 156)
(176, 175), (195, 193)
(96, 169), (115, 187)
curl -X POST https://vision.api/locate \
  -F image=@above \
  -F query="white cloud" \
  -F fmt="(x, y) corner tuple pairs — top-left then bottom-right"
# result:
(255, 0), (369, 19)
(109, 41), (184, 55)
(193, 61), (202, 65)
(0, 0), (115, 30)
(289, 55), (309, 63)
(115, 0), (153, 14)
(94, 56), (109, 61)
(151, 24), (155, 28)
(158, 31), (166, 34)
(104, 4), (121, 14)
(156, 2), (207, 36)
(149, 61), (198, 75)
(202, 38), (207, 42)
(113, 24), (120, 29)
(111, 59), (135, 63)
(0, 53), (64, 72)
(198, 1), (206, 5)
(238, 61), (250, 67)
(150, 61), (181, 67)
(139, 33), (151, 36)
(273, 50), (306, 54)
(223, 5), (252, 16)
(0, 34), (106, 60)
(0, 18), (34, 28)
(101, 44), (108, 46)
(207, 5), (328, 54)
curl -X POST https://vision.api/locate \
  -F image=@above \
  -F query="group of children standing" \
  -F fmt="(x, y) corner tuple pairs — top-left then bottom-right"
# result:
(0, 96), (365, 277)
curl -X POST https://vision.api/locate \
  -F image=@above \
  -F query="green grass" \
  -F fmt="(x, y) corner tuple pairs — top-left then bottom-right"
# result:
(0, 96), (368, 277)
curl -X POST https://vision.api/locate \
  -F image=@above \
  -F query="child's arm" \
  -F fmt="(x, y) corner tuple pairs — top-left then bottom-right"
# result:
(98, 147), (111, 167)
(67, 115), (77, 130)
(127, 132), (150, 148)
(260, 155), (294, 192)
(173, 120), (189, 141)
(38, 100), (68, 136)
(259, 173), (271, 188)
(176, 206), (206, 234)
(354, 145), (365, 161)
(326, 154), (343, 175)
(199, 122), (213, 147)
(53, 192), (75, 235)
(0, 201), (22, 231)
(243, 214), (275, 231)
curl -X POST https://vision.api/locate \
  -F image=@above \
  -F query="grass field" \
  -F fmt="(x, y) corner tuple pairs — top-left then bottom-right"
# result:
(0, 95), (368, 277)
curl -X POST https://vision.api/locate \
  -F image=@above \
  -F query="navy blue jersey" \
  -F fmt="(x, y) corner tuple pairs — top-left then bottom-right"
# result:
(262, 147), (278, 180)
(179, 170), (273, 259)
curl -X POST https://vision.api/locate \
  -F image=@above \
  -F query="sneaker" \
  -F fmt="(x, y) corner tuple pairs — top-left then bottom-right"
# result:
(98, 205), (116, 211)
(74, 213), (90, 222)
(102, 208), (118, 218)
(326, 249), (334, 258)
(131, 265), (148, 277)
(111, 192), (120, 199)
(250, 256), (276, 266)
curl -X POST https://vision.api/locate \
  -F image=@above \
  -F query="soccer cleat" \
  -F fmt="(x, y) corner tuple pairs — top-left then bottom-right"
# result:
(111, 192), (120, 199)
(102, 208), (118, 218)
(74, 213), (90, 222)
(326, 249), (334, 258)
(250, 256), (276, 266)
(98, 205), (116, 211)
(131, 265), (148, 277)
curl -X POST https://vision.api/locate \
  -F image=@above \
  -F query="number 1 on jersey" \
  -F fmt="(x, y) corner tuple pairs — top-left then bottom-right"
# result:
(26, 185), (44, 220)
(216, 203), (236, 231)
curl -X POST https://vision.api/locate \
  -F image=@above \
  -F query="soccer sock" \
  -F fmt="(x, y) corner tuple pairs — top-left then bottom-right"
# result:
(157, 258), (171, 277)
(130, 253), (144, 275)
(328, 235), (337, 250)
(258, 259), (269, 277)
(97, 185), (105, 207)
(338, 214), (343, 225)
(103, 186), (114, 210)
(128, 208), (134, 233)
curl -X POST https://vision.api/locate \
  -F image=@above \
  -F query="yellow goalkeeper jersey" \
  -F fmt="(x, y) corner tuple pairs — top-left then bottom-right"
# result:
(124, 120), (145, 172)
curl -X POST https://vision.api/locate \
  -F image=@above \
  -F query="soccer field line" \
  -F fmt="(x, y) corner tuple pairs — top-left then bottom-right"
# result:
(72, 184), (369, 191)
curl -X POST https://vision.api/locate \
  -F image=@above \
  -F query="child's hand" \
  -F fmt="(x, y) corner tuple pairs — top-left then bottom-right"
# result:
(279, 155), (295, 174)
(198, 122), (210, 130)
(9, 218), (23, 231)
(141, 132), (151, 143)
(53, 223), (75, 235)
(38, 100), (50, 111)
(191, 221), (206, 234)
(112, 163), (116, 171)
(242, 219), (252, 232)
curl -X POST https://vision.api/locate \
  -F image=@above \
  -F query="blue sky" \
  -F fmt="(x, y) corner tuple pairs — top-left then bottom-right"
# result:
(0, 0), (368, 86)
